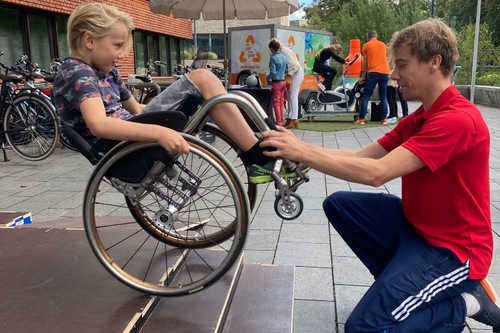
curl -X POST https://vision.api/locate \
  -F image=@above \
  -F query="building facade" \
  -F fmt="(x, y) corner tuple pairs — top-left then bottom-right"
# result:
(0, 0), (192, 77)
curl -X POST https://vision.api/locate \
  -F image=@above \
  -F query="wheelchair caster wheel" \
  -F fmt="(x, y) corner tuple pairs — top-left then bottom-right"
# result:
(274, 192), (304, 220)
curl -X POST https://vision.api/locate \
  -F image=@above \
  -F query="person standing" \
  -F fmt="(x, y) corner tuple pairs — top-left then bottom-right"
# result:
(267, 39), (288, 126)
(356, 30), (390, 125)
(387, 34), (409, 121)
(261, 19), (500, 332)
(272, 38), (304, 129)
(312, 44), (345, 91)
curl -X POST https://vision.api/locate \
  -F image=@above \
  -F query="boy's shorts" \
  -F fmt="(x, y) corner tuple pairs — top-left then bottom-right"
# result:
(142, 75), (203, 117)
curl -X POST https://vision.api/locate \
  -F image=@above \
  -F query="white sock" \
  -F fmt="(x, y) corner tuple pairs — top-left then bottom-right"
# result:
(462, 292), (481, 316)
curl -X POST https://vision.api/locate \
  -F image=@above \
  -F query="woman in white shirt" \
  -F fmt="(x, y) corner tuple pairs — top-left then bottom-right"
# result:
(273, 38), (304, 129)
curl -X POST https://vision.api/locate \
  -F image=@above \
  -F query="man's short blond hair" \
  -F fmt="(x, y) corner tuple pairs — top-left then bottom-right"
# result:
(67, 2), (134, 56)
(390, 19), (458, 77)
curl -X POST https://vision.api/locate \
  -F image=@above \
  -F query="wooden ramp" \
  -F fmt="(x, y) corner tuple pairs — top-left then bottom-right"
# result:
(0, 219), (294, 333)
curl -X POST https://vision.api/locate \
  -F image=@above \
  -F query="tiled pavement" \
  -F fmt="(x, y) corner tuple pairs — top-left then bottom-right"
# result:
(1, 102), (499, 332)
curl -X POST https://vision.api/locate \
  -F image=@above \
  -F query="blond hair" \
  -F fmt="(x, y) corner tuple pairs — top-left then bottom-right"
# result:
(329, 44), (342, 53)
(390, 19), (458, 77)
(67, 2), (134, 56)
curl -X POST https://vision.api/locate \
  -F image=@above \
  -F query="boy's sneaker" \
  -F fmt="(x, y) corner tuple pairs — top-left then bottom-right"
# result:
(354, 119), (365, 125)
(380, 119), (388, 125)
(467, 279), (500, 332)
(247, 160), (311, 184)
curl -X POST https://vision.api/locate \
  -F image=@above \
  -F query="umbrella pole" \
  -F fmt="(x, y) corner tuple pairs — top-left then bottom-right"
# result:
(223, 0), (229, 88)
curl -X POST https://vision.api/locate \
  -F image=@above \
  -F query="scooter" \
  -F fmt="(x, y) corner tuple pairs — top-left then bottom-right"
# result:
(301, 53), (361, 114)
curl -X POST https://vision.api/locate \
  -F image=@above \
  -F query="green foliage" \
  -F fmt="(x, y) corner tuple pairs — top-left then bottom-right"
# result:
(183, 50), (193, 60)
(477, 72), (500, 86)
(207, 52), (218, 60)
(305, 0), (427, 50)
(445, 0), (500, 47)
(455, 23), (499, 85)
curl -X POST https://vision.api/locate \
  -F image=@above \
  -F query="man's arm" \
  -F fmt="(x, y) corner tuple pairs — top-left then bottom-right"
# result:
(261, 128), (425, 186)
(360, 55), (368, 80)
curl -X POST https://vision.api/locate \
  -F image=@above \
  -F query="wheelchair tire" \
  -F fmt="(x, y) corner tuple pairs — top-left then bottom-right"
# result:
(83, 135), (250, 296)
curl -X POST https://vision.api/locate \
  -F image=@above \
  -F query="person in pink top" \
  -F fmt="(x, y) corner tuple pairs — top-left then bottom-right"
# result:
(260, 19), (500, 333)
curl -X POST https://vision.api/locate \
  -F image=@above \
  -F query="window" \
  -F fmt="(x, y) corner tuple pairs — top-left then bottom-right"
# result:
(0, 7), (24, 68)
(183, 34), (225, 61)
(159, 36), (169, 76)
(56, 16), (69, 58)
(0, 6), (68, 72)
(134, 30), (185, 77)
(170, 38), (178, 74)
(28, 13), (51, 69)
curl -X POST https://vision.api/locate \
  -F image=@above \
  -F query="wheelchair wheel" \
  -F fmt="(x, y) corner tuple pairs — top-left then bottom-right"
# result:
(201, 123), (257, 210)
(83, 136), (250, 296)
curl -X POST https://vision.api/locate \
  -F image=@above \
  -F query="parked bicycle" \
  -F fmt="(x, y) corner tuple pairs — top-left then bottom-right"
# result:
(7, 54), (78, 152)
(127, 59), (166, 104)
(0, 51), (60, 161)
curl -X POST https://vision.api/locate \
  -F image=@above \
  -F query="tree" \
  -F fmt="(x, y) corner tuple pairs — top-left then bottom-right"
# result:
(305, 0), (427, 48)
(456, 23), (499, 85)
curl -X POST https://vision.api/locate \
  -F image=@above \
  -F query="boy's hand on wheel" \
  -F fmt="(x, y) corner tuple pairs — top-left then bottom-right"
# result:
(159, 128), (189, 155)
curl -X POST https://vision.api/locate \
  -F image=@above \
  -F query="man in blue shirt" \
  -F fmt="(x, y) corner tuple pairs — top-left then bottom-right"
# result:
(267, 39), (288, 126)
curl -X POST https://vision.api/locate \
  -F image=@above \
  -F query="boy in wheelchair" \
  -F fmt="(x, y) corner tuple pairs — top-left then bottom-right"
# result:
(54, 2), (309, 184)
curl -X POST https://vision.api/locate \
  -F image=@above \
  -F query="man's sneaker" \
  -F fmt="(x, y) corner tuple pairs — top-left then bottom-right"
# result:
(354, 119), (365, 125)
(247, 160), (311, 184)
(387, 117), (398, 124)
(467, 279), (500, 332)
(380, 119), (388, 125)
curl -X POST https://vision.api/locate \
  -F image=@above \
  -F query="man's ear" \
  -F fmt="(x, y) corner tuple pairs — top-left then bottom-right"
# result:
(430, 54), (442, 71)
(82, 31), (94, 50)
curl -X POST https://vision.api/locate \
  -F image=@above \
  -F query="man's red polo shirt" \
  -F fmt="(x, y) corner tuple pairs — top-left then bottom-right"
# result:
(378, 85), (491, 279)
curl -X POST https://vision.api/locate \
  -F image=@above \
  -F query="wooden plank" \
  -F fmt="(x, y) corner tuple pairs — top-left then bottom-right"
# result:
(138, 253), (243, 333)
(221, 264), (294, 333)
(0, 227), (151, 333)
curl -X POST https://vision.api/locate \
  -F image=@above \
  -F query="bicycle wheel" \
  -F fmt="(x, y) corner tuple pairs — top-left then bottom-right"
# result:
(59, 124), (78, 151)
(83, 135), (250, 296)
(3, 94), (60, 161)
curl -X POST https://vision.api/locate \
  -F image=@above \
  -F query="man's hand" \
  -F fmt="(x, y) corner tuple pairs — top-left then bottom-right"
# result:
(260, 126), (306, 162)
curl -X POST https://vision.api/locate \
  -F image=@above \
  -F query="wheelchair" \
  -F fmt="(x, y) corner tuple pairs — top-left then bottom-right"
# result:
(63, 91), (309, 297)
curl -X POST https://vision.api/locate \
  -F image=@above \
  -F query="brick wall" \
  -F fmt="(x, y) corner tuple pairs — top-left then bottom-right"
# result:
(1, 0), (192, 76)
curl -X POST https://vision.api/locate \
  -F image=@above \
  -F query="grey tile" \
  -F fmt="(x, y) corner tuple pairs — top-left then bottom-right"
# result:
(293, 300), (336, 333)
(275, 242), (331, 267)
(294, 267), (334, 301)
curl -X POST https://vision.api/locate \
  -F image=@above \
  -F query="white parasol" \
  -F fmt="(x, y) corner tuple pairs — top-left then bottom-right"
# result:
(149, 0), (299, 84)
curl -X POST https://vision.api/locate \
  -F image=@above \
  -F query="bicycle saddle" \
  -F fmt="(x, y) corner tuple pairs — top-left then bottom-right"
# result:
(0, 73), (24, 83)
(135, 75), (152, 83)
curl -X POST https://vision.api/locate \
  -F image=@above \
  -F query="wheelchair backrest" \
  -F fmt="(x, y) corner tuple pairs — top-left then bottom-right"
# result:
(63, 110), (188, 165)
